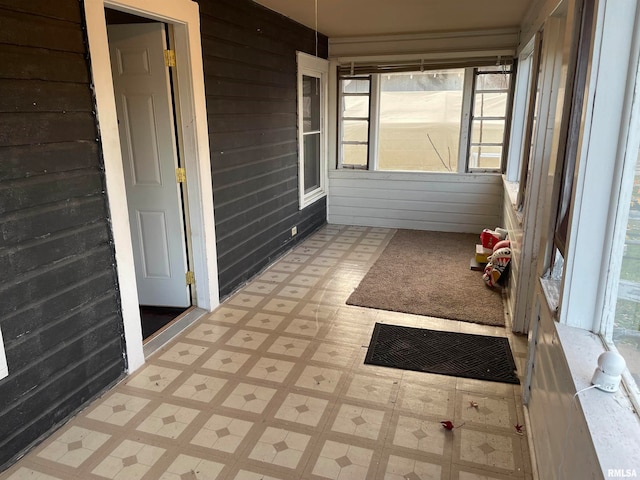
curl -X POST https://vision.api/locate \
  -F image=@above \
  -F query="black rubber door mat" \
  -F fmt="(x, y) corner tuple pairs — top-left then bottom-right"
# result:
(365, 323), (520, 384)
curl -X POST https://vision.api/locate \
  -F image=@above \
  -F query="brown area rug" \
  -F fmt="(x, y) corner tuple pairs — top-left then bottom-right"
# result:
(347, 230), (505, 326)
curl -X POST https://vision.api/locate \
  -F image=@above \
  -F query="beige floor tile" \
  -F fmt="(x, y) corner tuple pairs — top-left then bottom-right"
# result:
(300, 265), (331, 276)
(5, 468), (65, 480)
(201, 349), (251, 374)
(245, 312), (285, 331)
(190, 414), (253, 453)
(91, 440), (165, 480)
(262, 298), (298, 314)
(295, 365), (344, 394)
(158, 454), (225, 480)
(284, 318), (326, 338)
(86, 392), (150, 426)
(233, 470), (284, 480)
(311, 257), (338, 267)
(225, 329), (270, 350)
(396, 381), (456, 418)
(330, 403), (386, 440)
(382, 454), (444, 480)
(310, 342), (357, 368)
(390, 415), (447, 456)
(136, 403), (200, 439)
(222, 383), (277, 414)
(186, 323), (230, 343)
(158, 342), (208, 365)
(248, 427), (311, 469)
(297, 303), (339, 320)
(207, 306), (249, 325)
(258, 271), (290, 283)
(310, 440), (374, 480)
(227, 293), (266, 309)
(246, 357), (295, 383)
(125, 364), (183, 392)
(172, 373), (227, 403)
(456, 393), (518, 431)
(276, 285), (311, 299)
(456, 429), (521, 473)
(270, 262), (301, 273)
(37, 426), (110, 468)
(267, 336), (311, 357)
(242, 281), (279, 295)
(274, 393), (330, 427)
(289, 274), (321, 287)
(344, 374), (398, 406)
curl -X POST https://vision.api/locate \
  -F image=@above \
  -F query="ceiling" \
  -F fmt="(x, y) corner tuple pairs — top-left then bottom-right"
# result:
(252, 0), (533, 38)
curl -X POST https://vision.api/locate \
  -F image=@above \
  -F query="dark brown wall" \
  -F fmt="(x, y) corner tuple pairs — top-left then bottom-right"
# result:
(198, 0), (329, 297)
(0, 0), (126, 470)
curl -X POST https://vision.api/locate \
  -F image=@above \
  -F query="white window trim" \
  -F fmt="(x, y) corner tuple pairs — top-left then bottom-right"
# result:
(0, 326), (8, 380)
(336, 67), (512, 174)
(505, 38), (536, 183)
(297, 52), (329, 209)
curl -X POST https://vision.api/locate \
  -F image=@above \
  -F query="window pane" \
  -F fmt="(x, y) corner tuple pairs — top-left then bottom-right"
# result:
(343, 95), (369, 118)
(343, 144), (368, 167)
(471, 119), (506, 144)
(303, 75), (320, 133)
(469, 145), (503, 170)
(342, 78), (370, 94)
(378, 70), (463, 172)
(303, 133), (320, 193)
(613, 149), (640, 388)
(343, 120), (368, 143)
(476, 72), (511, 91)
(474, 92), (508, 118)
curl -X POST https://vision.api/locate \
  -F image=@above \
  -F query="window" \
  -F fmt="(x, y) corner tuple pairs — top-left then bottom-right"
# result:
(517, 33), (544, 209)
(469, 67), (512, 171)
(297, 52), (329, 208)
(339, 76), (371, 169)
(608, 146), (640, 406)
(337, 64), (514, 173)
(378, 70), (463, 172)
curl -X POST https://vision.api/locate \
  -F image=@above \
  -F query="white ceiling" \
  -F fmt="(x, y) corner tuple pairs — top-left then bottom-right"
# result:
(252, 0), (532, 38)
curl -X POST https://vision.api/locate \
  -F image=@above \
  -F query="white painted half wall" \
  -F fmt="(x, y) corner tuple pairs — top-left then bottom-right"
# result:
(328, 170), (503, 233)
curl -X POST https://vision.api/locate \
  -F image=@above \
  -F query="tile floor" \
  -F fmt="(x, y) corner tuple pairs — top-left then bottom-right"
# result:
(1, 225), (532, 480)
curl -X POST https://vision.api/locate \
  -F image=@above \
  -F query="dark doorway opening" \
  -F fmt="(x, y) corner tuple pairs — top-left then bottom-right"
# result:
(140, 306), (189, 340)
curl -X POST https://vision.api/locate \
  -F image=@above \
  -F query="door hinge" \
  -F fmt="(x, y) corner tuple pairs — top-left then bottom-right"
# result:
(164, 49), (176, 67)
(186, 271), (195, 285)
(176, 167), (186, 183)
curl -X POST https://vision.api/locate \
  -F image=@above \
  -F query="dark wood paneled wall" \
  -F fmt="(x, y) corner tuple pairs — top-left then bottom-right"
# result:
(198, 0), (329, 297)
(0, 0), (126, 470)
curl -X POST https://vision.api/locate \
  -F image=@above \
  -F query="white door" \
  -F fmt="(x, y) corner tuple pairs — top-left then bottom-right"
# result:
(108, 23), (190, 308)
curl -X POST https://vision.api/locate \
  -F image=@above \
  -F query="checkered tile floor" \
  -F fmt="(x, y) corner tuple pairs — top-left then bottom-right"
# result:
(1, 225), (532, 480)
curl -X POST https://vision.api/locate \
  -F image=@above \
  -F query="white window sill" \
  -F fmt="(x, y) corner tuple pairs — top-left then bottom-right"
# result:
(555, 322), (640, 475)
(300, 190), (326, 210)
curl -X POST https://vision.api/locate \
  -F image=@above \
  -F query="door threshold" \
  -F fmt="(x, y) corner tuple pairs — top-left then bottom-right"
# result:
(143, 307), (207, 359)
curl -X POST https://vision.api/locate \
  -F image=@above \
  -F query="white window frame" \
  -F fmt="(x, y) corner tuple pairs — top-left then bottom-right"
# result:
(0, 326), (8, 380)
(337, 67), (514, 174)
(505, 38), (536, 183)
(297, 52), (329, 209)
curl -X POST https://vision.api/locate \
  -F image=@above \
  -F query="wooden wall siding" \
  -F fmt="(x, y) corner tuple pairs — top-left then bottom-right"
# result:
(328, 170), (504, 233)
(198, 0), (329, 297)
(0, 1), (126, 470)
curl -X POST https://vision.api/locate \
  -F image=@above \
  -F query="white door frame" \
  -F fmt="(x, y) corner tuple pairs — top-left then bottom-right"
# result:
(84, 0), (219, 372)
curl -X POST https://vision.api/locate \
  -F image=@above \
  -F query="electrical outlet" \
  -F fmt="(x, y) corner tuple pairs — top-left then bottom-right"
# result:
(291, 226), (297, 236)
